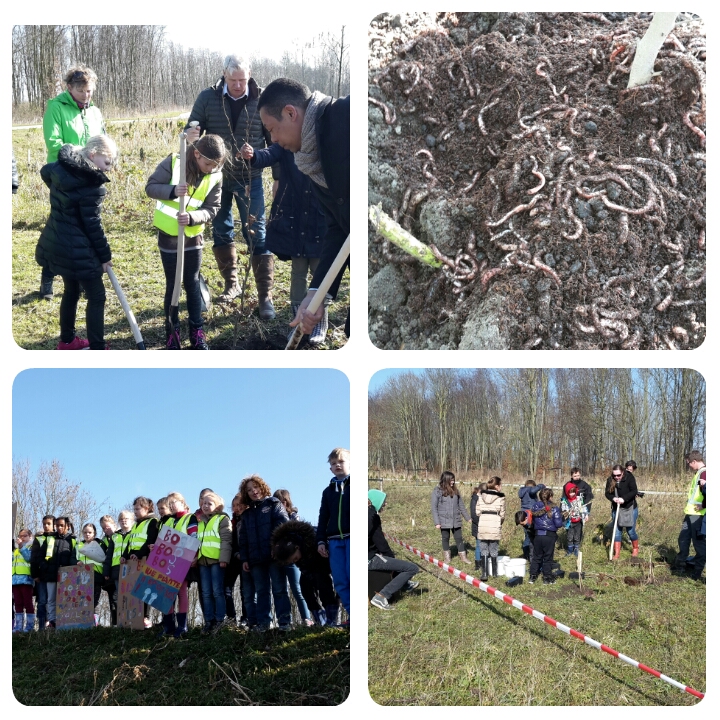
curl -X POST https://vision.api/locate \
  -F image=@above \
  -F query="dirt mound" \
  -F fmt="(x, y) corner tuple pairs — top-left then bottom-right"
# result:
(368, 12), (706, 349)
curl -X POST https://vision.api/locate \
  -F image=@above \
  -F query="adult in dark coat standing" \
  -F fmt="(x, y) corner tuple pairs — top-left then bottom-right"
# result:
(257, 78), (350, 337)
(185, 55), (276, 318)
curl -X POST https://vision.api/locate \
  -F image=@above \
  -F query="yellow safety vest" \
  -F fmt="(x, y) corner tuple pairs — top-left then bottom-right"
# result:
(153, 155), (221, 238)
(197, 515), (222, 560)
(111, 532), (131, 567)
(684, 466), (707, 515)
(12, 548), (31, 576)
(38, 534), (55, 560)
(128, 518), (154, 552)
(76, 542), (103, 573)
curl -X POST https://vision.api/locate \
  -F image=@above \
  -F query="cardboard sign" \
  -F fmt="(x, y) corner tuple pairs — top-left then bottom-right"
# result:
(118, 560), (145, 629)
(130, 527), (199, 614)
(56, 564), (94, 630)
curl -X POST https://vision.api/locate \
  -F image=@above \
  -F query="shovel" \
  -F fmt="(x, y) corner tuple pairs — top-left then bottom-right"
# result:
(107, 268), (146, 349)
(285, 235), (350, 350)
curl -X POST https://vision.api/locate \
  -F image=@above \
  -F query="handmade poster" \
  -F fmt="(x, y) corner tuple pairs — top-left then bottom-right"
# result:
(56, 564), (94, 630)
(118, 560), (145, 629)
(130, 527), (199, 613)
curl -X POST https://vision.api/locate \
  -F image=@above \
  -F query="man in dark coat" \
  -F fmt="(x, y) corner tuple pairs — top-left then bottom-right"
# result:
(257, 78), (350, 337)
(185, 55), (276, 317)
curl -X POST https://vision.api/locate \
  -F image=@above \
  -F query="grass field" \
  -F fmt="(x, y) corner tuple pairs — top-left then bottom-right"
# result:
(368, 479), (705, 706)
(12, 623), (349, 705)
(11, 118), (349, 350)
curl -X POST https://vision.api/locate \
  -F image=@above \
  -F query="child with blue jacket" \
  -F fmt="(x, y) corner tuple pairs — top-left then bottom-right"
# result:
(13, 529), (35, 632)
(518, 479), (545, 560)
(529, 488), (564, 585)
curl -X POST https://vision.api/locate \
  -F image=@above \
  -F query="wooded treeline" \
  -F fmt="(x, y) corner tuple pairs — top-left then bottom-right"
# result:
(12, 25), (350, 116)
(369, 369), (705, 479)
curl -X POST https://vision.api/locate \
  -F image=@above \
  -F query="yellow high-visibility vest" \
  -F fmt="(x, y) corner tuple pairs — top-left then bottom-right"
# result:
(153, 155), (221, 238)
(12, 548), (31, 576)
(684, 466), (707, 515)
(197, 515), (222, 560)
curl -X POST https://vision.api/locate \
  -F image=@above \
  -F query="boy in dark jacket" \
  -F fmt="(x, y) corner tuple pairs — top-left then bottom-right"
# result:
(317, 448), (350, 621)
(570, 467), (594, 516)
(368, 490), (419, 610)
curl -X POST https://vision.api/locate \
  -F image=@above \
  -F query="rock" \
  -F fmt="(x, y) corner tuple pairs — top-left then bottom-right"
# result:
(368, 265), (408, 312)
(425, 134), (436, 148)
(575, 199), (591, 218)
(585, 120), (598, 134)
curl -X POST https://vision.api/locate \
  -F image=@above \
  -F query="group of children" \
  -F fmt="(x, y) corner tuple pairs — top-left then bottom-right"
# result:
(12, 448), (351, 634)
(430, 468), (599, 587)
(34, 125), (328, 350)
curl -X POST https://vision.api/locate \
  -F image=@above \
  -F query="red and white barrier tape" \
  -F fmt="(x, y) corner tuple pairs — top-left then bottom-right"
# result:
(386, 534), (704, 700)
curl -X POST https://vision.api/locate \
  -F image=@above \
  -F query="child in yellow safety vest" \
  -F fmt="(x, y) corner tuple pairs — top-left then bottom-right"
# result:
(29, 515), (56, 630)
(13, 529), (35, 632)
(76, 523), (105, 614)
(145, 134), (226, 350)
(196, 491), (232, 634)
(158, 492), (199, 638)
(102, 510), (134, 626)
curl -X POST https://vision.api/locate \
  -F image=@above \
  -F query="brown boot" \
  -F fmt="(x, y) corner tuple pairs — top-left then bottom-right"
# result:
(613, 541), (622, 560)
(213, 245), (241, 302)
(251, 254), (276, 320)
(458, 551), (472, 565)
(443, 550), (451, 564)
(631, 539), (639, 557)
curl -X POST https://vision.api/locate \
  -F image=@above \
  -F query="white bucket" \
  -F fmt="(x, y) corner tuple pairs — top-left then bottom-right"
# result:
(495, 555), (510, 576)
(504, 558), (527, 578)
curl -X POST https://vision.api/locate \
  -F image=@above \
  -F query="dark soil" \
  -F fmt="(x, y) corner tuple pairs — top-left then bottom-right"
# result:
(368, 12), (706, 349)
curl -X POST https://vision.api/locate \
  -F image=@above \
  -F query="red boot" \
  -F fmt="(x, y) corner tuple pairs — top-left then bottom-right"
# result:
(631, 540), (639, 557)
(613, 541), (622, 560)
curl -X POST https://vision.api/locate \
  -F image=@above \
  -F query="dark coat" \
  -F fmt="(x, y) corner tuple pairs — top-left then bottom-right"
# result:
(48, 532), (78, 577)
(35, 144), (111, 280)
(605, 472), (638, 510)
(251, 143), (326, 260)
(30, 533), (56, 582)
(368, 505), (394, 560)
(307, 95), (350, 299)
(530, 501), (564, 535)
(470, 493), (479, 540)
(572, 478), (595, 511)
(187, 77), (271, 183)
(317, 476), (350, 546)
(238, 496), (288, 566)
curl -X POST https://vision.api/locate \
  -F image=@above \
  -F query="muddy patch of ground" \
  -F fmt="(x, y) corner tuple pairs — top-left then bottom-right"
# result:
(368, 12), (705, 349)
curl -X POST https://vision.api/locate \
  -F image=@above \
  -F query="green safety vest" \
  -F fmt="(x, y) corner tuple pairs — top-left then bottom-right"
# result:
(153, 155), (221, 238)
(76, 542), (103, 573)
(12, 548), (31, 576)
(128, 518), (154, 552)
(162, 514), (192, 534)
(197, 515), (222, 560)
(38, 534), (56, 560)
(684, 466), (707, 515)
(111, 532), (130, 567)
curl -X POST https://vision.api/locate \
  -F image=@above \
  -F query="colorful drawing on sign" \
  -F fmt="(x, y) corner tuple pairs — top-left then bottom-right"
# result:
(131, 528), (199, 613)
(118, 560), (145, 629)
(56, 565), (94, 630)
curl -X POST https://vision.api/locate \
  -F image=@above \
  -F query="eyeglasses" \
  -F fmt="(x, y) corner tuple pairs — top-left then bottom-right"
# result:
(612, 473), (622, 478)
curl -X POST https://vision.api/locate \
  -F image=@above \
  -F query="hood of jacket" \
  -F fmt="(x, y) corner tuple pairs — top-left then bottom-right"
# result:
(53, 143), (110, 190)
(480, 489), (505, 507)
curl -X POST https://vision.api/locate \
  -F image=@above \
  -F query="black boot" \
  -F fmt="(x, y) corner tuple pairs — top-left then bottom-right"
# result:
(491, 557), (498, 578)
(40, 269), (54, 299)
(480, 556), (489, 582)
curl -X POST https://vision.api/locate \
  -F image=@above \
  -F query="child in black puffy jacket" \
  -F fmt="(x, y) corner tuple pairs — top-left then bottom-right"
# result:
(35, 135), (118, 349)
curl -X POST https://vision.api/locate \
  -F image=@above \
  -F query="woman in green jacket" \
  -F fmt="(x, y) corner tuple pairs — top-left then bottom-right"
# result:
(40, 65), (105, 299)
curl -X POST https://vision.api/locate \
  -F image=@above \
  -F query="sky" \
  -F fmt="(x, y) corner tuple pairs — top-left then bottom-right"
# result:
(162, 20), (349, 64)
(12, 369), (349, 526)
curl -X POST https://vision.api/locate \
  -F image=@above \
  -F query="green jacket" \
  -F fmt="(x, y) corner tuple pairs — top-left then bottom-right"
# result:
(43, 90), (105, 162)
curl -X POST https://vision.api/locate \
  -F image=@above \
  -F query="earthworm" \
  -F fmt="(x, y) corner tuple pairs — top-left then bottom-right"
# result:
(698, 229), (705, 250)
(577, 321), (597, 335)
(460, 104), (478, 120)
(604, 274), (635, 291)
(656, 294), (673, 312)
(648, 136), (661, 154)
(527, 156), (546, 195)
(564, 64), (583, 76)
(523, 338), (543, 349)
(617, 213), (629, 244)
(415, 149), (434, 162)
(621, 330), (642, 350)
(656, 123), (668, 138)
(600, 318), (629, 342)
(609, 44), (626, 62)
(633, 157), (677, 186)
(533, 254), (561, 286)
(477, 98), (499, 136)
(580, 12), (610, 23)
(599, 306), (639, 321)
(683, 111), (706, 147)
(662, 334), (677, 350)
(399, 187), (412, 218)
(685, 270), (705, 289)
(480, 266), (506, 292)
(486, 194), (544, 228)
(672, 326), (689, 344)
(368, 96), (396, 124)
(565, 108), (581, 137)
(429, 244), (455, 269)
(422, 163), (438, 186)
(653, 265), (670, 283)
(561, 190), (583, 240)
(460, 171), (481, 195)
(660, 237), (683, 253)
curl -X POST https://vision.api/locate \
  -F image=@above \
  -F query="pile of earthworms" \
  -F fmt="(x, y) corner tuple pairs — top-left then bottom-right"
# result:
(368, 13), (705, 349)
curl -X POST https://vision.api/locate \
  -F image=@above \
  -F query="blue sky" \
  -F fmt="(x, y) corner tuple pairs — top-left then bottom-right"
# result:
(13, 369), (349, 525)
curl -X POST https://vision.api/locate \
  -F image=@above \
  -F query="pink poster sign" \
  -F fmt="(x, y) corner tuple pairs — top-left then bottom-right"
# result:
(118, 560), (145, 629)
(56, 564), (94, 630)
(145, 526), (199, 582)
